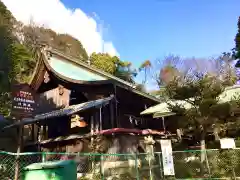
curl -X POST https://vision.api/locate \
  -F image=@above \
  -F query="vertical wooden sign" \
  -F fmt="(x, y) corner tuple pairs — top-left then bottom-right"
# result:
(12, 83), (37, 118)
(11, 83), (37, 180)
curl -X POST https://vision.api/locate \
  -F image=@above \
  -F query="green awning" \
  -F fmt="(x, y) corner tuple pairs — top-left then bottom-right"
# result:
(141, 85), (240, 118)
(141, 100), (192, 116)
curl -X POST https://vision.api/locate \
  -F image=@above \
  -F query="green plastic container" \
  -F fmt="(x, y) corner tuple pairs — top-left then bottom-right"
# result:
(22, 160), (77, 180)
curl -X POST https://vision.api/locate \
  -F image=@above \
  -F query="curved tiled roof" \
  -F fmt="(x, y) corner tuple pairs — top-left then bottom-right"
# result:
(30, 47), (161, 103)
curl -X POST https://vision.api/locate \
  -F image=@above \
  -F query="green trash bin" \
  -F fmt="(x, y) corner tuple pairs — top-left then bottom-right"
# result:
(22, 160), (77, 180)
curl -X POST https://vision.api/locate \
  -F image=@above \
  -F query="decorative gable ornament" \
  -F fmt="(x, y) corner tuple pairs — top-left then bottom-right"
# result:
(71, 114), (87, 128)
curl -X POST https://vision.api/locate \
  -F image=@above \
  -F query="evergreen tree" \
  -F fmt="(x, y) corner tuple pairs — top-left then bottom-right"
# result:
(235, 17), (240, 60)
(0, 1), (33, 116)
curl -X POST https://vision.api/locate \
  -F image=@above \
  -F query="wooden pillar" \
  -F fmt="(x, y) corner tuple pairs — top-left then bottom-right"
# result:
(39, 125), (44, 141)
(43, 124), (47, 140)
(114, 85), (119, 127)
(110, 99), (114, 128)
(90, 116), (94, 135)
(36, 124), (41, 152)
(95, 111), (99, 132)
(99, 107), (102, 131)
(31, 124), (35, 141)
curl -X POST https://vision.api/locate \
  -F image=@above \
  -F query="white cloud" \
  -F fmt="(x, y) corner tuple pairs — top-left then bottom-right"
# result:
(103, 42), (119, 57)
(2, 0), (118, 56)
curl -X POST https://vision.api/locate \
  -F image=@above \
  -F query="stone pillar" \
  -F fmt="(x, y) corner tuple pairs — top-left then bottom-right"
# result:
(144, 135), (155, 180)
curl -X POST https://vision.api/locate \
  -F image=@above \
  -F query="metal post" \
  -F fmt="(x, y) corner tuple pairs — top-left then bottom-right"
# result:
(204, 149), (211, 178)
(158, 152), (164, 179)
(232, 167), (237, 180)
(42, 153), (46, 162)
(231, 149), (237, 180)
(135, 154), (140, 180)
(100, 154), (104, 180)
(90, 116), (94, 171)
(148, 155), (153, 180)
(14, 124), (23, 180)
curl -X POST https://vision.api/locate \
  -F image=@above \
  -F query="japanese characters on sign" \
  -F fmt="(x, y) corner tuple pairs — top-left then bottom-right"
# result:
(160, 139), (175, 176)
(12, 84), (37, 118)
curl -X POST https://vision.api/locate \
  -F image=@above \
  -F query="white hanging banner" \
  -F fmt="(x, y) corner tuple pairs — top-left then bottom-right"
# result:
(220, 138), (236, 149)
(160, 139), (175, 176)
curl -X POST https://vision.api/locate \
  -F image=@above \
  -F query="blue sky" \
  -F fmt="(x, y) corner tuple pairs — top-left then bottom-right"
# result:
(61, 0), (239, 88)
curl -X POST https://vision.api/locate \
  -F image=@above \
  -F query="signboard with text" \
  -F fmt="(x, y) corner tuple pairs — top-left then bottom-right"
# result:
(220, 138), (236, 149)
(160, 139), (175, 176)
(12, 84), (37, 118)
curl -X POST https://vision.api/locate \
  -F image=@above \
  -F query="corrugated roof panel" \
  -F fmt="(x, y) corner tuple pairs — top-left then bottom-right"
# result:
(3, 96), (113, 129)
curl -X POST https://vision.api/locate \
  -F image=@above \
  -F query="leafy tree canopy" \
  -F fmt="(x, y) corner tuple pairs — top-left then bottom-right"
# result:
(0, 1), (34, 116)
(158, 55), (239, 146)
(90, 52), (119, 74)
(20, 22), (89, 61)
(0, 1), (17, 115)
(90, 52), (138, 83)
(139, 60), (152, 85)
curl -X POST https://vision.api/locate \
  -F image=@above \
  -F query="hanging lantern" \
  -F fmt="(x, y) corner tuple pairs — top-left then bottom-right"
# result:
(71, 114), (88, 128)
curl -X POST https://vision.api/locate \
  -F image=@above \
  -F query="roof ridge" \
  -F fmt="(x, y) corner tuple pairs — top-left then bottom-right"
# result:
(45, 47), (160, 102)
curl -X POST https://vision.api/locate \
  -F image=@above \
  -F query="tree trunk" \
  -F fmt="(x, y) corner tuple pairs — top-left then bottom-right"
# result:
(200, 128), (211, 177)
